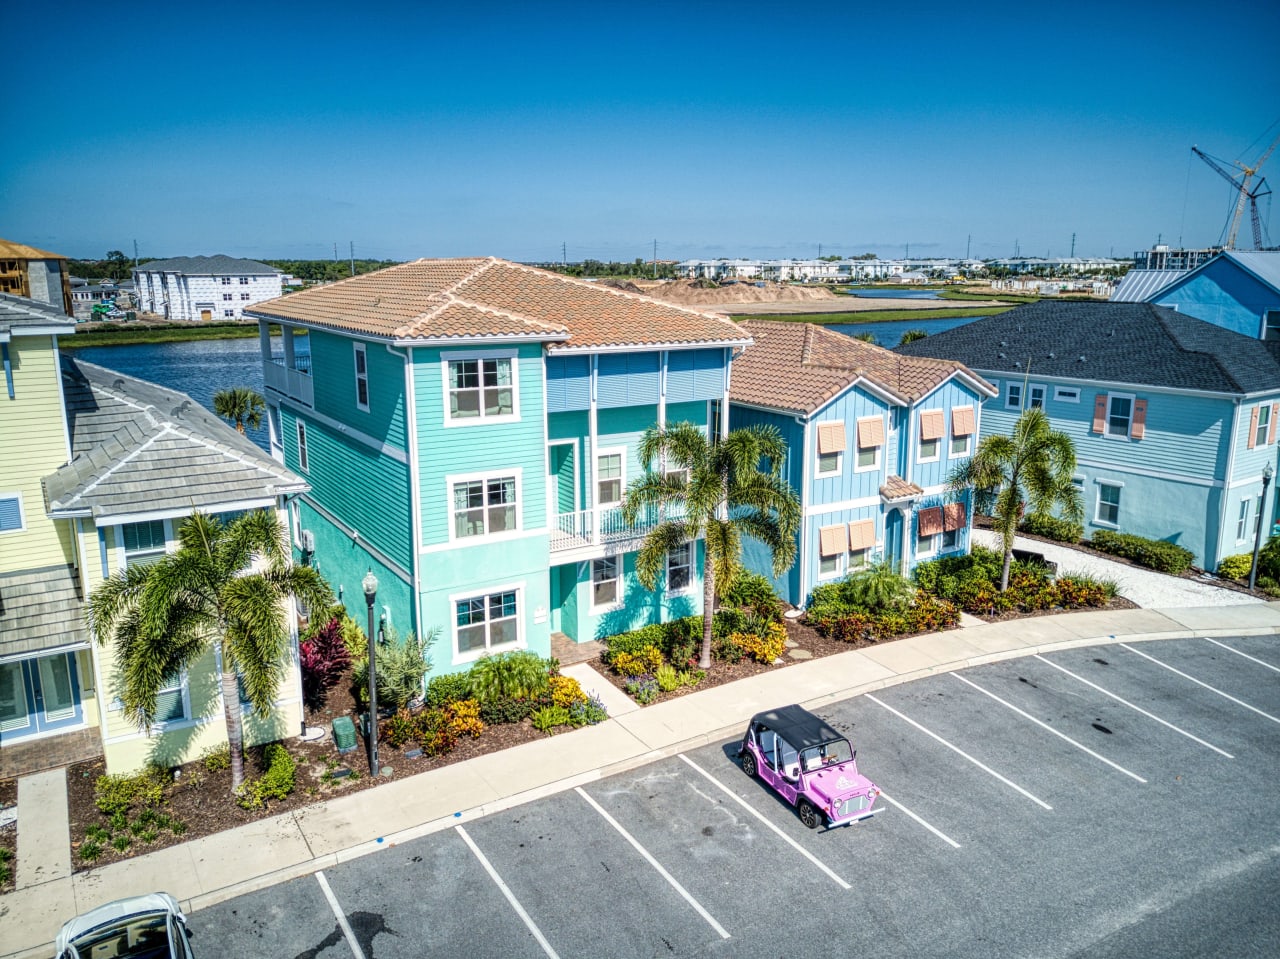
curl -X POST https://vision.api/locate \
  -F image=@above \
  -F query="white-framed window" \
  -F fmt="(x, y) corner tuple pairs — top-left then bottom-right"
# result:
(451, 473), (519, 540)
(220, 277), (231, 285)
(1254, 404), (1271, 447)
(240, 292), (250, 301)
(848, 547), (870, 571)
(592, 557), (622, 608)
(818, 551), (843, 579)
(1028, 384), (1046, 409)
(817, 449), (841, 475)
(153, 671), (189, 725)
(950, 434), (970, 456)
(1265, 310), (1280, 341)
(444, 352), (517, 423)
(816, 421), (846, 476)
(239, 277), (249, 285)
(916, 528), (937, 558)
(667, 542), (693, 593)
(918, 435), (940, 462)
(122, 519), (167, 568)
(942, 528), (960, 551)
(597, 449), (625, 506)
(918, 408), (944, 463)
(354, 342), (370, 411)
(1096, 482), (1121, 527)
(1237, 499), (1251, 542)
(296, 419), (309, 472)
(222, 293), (233, 301)
(1105, 394), (1133, 438)
(0, 493), (24, 533)
(855, 416), (884, 472)
(665, 465), (690, 487)
(1054, 386), (1080, 403)
(1005, 382), (1022, 409)
(454, 588), (520, 659)
(223, 309), (235, 317)
(709, 400), (723, 442)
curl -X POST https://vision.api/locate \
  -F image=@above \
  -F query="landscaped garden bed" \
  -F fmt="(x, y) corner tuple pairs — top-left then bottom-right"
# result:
(0, 778), (16, 892)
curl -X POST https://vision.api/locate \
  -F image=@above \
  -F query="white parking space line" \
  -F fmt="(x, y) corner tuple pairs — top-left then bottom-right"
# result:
(952, 674), (1147, 784)
(1121, 643), (1280, 726)
(315, 871), (367, 959)
(875, 791), (961, 849)
(456, 826), (561, 959)
(676, 753), (852, 888)
(865, 693), (1053, 810)
(575, 786), (732, 940)
(1034, 655), (1234, 759)
(1204, 637), (1280, 675)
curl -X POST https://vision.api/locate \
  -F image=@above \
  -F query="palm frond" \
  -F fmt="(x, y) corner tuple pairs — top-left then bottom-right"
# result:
(634, 521), (693, 590)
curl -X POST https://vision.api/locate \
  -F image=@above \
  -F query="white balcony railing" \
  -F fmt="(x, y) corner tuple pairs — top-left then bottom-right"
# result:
(264, 357), (314, 407)
(550, 502), (686, 553)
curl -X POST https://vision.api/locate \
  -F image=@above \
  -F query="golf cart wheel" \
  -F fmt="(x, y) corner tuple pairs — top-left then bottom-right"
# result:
(741, 752), (757, 778)
(798, 799), (823, 830)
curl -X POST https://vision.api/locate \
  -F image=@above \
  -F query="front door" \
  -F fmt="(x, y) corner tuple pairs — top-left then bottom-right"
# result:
(0, 654), (83, 741)
(885, 508), (903, 574)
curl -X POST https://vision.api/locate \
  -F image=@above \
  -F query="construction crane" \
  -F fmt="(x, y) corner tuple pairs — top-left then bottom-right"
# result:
(1192, 129), (1280, 250)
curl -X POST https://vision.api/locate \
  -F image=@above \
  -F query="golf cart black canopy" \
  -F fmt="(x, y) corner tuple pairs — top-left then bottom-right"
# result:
(748, 705), (844, 751)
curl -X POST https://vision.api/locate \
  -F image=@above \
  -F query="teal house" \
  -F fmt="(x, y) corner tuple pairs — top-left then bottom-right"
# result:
(249, 259), (749, 678)
(896, 301), (1280, 572)
(729, 321), (996, 607)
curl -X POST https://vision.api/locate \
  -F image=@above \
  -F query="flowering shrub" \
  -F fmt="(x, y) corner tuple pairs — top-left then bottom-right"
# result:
(568, 694), (609, 726)
(624, 675), (659, 704)
(548, 674), (588, 707)
(733, 622), (788, 664)
(445, 699), (485, 738)
(611, 646), (664, 677)
(807, 591), (960, 642)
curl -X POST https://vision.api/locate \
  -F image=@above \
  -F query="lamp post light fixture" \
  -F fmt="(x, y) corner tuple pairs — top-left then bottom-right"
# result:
(1249, 463), (1274, 591)
(362, 568), (379, 774)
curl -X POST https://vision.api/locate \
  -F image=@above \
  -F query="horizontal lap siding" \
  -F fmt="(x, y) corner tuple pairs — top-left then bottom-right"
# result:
(598, 405), (659, 499)
(309, 330), (407, 451)
(280, 405), (412, 570)
(1232, 395), (1280, 481)
(667, 348), (726, 403)
(546, 355), (590, 412)
(414, 344), (547, 546)
(811, 386), (893, 506)
(567, 545), (705, 642)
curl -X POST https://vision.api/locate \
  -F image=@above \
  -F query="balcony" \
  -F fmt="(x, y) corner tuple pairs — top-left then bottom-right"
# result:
(550, 502), (686, 554)
(264, 353), (313, 407)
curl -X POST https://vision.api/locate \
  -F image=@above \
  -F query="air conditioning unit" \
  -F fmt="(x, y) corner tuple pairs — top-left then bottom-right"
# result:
(298, 529), (316, 552)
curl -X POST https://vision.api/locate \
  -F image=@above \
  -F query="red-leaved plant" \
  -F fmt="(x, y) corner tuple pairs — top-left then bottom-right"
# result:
(299, 618), (351, 709)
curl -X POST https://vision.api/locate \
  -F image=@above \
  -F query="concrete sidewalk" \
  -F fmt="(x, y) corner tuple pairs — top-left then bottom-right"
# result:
(4, 603), (1279, 959)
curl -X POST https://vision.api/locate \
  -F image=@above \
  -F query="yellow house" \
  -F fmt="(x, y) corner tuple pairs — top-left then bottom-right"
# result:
(1, 291), (309, 775)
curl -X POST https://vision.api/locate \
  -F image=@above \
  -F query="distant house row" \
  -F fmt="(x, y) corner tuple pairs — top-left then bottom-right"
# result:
(675, 255), (1124, 283)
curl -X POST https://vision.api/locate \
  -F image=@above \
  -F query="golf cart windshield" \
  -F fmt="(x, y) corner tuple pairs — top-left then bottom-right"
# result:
(799, 739), (853, 772)
(64, 910), (177, 959)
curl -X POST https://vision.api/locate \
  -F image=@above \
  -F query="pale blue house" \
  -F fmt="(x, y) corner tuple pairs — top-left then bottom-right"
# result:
(1115, 250), (1280, 341)
(896, 301), (1280, 571)
(729, 321), (996, 606)
(248, 259), (749, 677)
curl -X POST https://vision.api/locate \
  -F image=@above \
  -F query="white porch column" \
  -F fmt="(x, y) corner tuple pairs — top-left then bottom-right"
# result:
(258, 320), (272, 367)
(589, 353), (600, 546)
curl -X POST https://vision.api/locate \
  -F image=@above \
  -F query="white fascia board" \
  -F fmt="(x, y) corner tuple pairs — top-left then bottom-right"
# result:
(550, 338), (753, 355)
(94, 498), (279, 526)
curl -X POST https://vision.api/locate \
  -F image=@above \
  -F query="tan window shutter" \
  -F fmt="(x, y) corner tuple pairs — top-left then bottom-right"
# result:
(848, 518), (875, 550)
(1249, 405), (1260, 449)
(951, 406), (975, 436)
(1271, 403), (1279, 445)
(1092, 394), (1108, 434)
(817, 421), (847, 454)
(919, 409), (945, 441)
(819, 524), (848, 557)
(917, 506), (944, 537)
(1131, 398), (1148, 440)
(856, 416), (884, 448)
(943, 501), (968, 531)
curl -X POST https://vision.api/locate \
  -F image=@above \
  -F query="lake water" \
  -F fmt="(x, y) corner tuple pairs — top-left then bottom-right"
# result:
(845, 287), (942, 299)
(829, 313), (984, 347)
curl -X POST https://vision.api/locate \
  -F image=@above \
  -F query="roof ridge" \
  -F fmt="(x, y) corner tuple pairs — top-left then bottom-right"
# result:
(1148, 302), (1246, 392)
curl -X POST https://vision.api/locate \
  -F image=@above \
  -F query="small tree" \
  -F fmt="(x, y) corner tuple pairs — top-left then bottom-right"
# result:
(213, 388), (266, 434)
(948, 407), (1081, 591)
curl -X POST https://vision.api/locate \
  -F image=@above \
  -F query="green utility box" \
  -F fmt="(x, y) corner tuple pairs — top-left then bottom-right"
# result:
(332, 715), (357, 754)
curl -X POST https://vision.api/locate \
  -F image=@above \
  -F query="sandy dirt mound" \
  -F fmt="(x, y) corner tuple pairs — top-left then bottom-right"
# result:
(605, 278), (840, 307)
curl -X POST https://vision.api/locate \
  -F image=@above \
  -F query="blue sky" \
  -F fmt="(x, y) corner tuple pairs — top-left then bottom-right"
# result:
(5, 0), (1278, 262)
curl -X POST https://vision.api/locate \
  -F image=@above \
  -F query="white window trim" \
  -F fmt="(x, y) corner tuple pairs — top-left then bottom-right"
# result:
(941, 527), (962, 552)
(848, 545), (874, 572)
(1237, 499), (1251, 542)
(119, 518), (170, 571)
(296, 419), (309, 473)
(666, 542), (694, 595)
(0, 491), (25, 534)
(1027, 383), (1047, 410)
(590, 556), (624, 612)
(595, 446), (627, 508)
(353, 342), (370, 413)
(917, 435), (941, 464)
(1054, 386), (1080, 403)
(440, 348), (521, 427)
(1095, 479), (1123, 528)
(949, 433), (972, 458)
(1254, 403), (1271, 447)
(815, 449), (842, 477)
(1005, 382), (1023, 410)
(445, 467), (524, 544)
(450, 582), (525, 666)
(854, 420), (883, 474)
(916, 529), (939, 559)
(1103, 392), (1135, 440)
(817, 548), (844, 581)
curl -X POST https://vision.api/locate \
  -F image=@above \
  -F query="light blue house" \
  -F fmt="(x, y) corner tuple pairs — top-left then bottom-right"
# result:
(729, 321), (997, 606)
(248, 259), (750, 677)
(896, 301), (1280, 571)
(1115, 250), (1280, 341)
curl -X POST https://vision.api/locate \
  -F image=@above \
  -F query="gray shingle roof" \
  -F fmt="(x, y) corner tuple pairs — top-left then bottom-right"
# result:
(0, 292), (75, 332)
(133, 255), (278, 276)
(45, 358), (308, 520)
(894, 301), (1280, 395)
(0, 564), (88, 658)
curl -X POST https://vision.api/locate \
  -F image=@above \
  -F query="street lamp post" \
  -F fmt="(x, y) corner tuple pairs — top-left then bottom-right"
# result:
(362, 569), (379, 775)
(1249, 464), (1274, 591)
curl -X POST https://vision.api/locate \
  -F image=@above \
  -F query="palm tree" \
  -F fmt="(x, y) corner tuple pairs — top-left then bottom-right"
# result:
(948, 407), (1081, 591)
(88, 510), (331, 795)
(624, 423), (801, 668)
(213, 387), (266, 434)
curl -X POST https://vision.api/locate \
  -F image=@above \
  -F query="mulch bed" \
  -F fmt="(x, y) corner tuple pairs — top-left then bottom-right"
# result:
(0, 778), (15, 893)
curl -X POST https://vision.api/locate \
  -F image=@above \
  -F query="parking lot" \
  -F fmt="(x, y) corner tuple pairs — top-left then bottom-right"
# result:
(191, 636), (1280, 958)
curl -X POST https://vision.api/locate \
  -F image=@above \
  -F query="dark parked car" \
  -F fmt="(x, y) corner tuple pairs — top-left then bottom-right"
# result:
(739, 704), (881, 829)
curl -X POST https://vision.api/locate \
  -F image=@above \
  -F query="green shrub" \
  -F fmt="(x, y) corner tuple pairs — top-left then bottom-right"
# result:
(808, 591), (959, 640)
(604, 625), (667, 662)
(712, 607), (748, 637)
(719, 570), (784, 622)
(85, 824), (110, 842)
(611, 646), (664, 677)
(79, 841), (103, 862)
(201, 743), (231, 773)
(662, 617), (702, 665)
(236, 744), (297, 810)
(655, 663), (681, 692)
(624, 675), (659, 704)
(1217, 553), (1253, 580)
(352, 628), (433, 711)
(94, 767), (167, 816)
(478, 696), (535, 725)
(424, 672), (473, 708)
(467, 650), (550, 703)
(112, 835), (131, 851)
(1091, 530), (1195, 574)
(1257, 536), (1280, 582)
(712, 633), (745, 664)
(531, 705), (571, 733)
(1019, 511), (1083, 543)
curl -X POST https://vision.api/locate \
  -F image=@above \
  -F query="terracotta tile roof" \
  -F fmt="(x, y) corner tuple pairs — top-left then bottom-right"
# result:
(880, 476), (924, 501)
(730, 321), (994, 413)
(247, 258), (750, 349)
